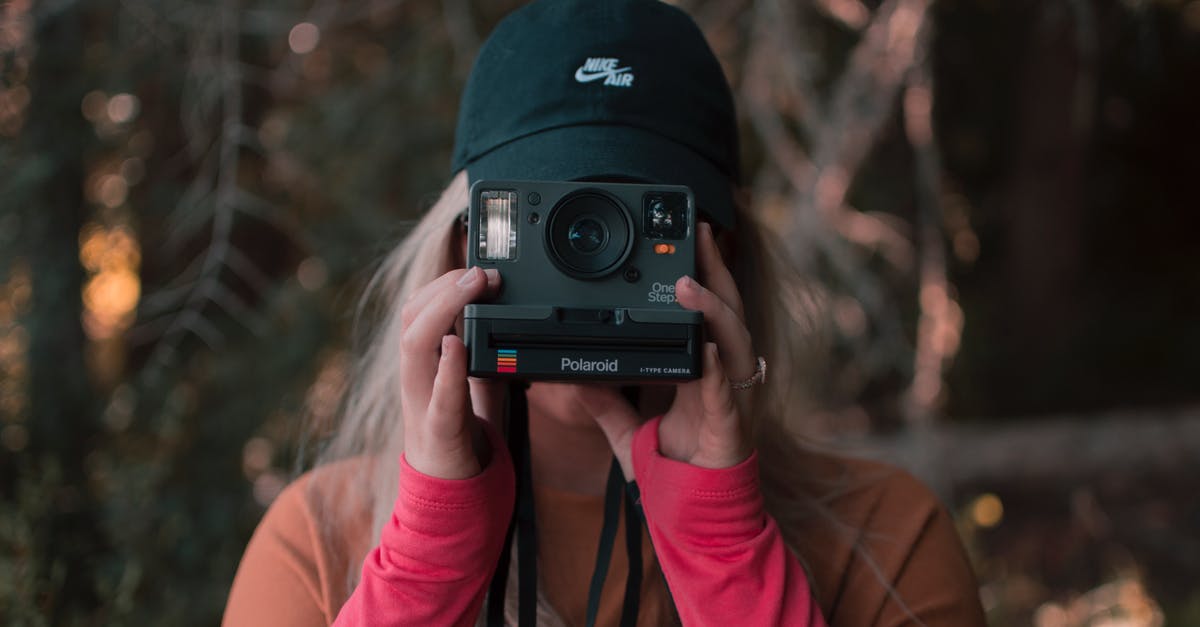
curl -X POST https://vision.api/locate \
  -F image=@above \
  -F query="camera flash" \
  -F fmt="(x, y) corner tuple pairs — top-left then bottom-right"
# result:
(479, 190), (519, 261)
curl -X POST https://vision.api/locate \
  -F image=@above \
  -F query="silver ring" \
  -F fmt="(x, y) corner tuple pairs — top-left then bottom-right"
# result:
(730, 356), (767, 390)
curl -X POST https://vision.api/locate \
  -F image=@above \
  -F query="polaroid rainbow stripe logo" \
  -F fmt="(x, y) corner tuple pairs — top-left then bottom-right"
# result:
(496, 349), (517, 373)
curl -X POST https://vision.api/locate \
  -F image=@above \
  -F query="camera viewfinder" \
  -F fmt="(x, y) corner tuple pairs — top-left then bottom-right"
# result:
(643, 192), (689, 240)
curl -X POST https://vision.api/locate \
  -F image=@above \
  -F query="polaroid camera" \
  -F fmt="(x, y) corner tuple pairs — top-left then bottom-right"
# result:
(463, 180), (703, 382)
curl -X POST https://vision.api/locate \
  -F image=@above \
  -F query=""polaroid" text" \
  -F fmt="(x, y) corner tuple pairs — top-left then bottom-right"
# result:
(561, 357), (619, 372)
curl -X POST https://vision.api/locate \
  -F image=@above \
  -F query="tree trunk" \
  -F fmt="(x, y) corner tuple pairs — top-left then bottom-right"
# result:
(21, 3), (102, 619)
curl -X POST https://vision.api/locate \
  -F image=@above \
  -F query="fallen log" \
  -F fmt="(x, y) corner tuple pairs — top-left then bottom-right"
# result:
(827, 405), (1200, 497)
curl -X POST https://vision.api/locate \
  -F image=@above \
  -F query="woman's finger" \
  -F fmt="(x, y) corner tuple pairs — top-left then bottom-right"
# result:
(401, 267), (501, 329)
(408, 334), (483, 479)
(696, 222), (744, 320)
(692, 342), (748, 469)
(426, 335), (472, 437)
(400, 266), (498, 413)
(674, 275), (756, 383)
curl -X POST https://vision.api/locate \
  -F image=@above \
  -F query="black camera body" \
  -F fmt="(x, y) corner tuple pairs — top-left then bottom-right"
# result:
(464, 179), (703, 381)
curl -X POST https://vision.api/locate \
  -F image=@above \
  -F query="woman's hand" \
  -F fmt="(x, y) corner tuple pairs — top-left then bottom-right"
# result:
(587, 221), (758, 475)
(399, 266), (502, 479)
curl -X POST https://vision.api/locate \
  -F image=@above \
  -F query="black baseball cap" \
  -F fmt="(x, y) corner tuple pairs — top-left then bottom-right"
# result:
(451, 0), (741, 229)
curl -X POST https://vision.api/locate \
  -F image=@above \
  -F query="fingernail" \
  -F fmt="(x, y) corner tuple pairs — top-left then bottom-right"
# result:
(483, 268), (500, 285)
(457, 267), (480, 287)
(700, 222), (712, 237)
(679, 275), (695, 290)
(441, 335), (451, 355)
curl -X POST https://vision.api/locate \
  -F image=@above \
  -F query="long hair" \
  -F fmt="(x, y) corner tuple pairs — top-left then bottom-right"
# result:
(307, 170), (885, 620)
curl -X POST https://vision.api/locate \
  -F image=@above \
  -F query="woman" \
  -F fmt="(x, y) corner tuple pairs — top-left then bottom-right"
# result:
(224, 1), (986, 625)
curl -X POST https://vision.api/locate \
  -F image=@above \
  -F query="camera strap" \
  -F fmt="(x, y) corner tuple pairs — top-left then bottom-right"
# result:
(584, 458), (643, 627)
(487, 383), (538, 627)
(486, 384), (646, 627)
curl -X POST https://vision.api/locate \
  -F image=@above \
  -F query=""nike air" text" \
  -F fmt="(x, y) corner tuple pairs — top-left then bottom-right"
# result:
(574, 57), (634, 87)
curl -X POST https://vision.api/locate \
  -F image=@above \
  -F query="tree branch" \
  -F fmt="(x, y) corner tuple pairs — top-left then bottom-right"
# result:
(835, 406), (1200, 498)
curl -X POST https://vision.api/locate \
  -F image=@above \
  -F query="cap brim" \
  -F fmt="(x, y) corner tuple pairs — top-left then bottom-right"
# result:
(461, 124), (736, 229)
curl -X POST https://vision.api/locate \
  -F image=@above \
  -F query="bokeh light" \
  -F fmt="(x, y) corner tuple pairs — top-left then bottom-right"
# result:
(105, 93), (139, 124)
(79, 224), (142, 341)
(252, 471), (286, 506)
(306, 351), (348, 431)
(296, 257), (328, 291)
(242, 437), (274, 479)
(1033, 578), (1164, 627)
(288, 22), (320, 54)
(81, 89), (107, 121)
(970, 493), (1004, 528)
(97, 174), (129, 208)
(953, 230), (980, 263)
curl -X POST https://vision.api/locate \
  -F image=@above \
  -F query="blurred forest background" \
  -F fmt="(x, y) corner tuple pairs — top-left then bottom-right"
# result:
(1, 0), (1198, 625)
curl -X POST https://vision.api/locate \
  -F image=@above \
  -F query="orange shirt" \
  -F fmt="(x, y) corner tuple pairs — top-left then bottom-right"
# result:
(223, 453), (985, 626)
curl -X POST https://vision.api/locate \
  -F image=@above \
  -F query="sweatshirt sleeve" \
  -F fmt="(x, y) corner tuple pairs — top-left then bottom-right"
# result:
(631, 416), (827, 627)
(333, 422), (515, 627)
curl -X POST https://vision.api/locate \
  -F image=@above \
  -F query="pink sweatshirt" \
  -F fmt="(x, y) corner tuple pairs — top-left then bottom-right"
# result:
(332, 417), (827, 626)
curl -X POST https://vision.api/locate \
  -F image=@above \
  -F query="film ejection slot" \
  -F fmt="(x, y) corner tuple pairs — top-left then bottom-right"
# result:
(551, 307), (626, 324)
(478, 190), (519, 261)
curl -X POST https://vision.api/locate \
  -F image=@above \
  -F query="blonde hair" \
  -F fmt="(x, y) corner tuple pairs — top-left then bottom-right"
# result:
(307, 170), (892, 621)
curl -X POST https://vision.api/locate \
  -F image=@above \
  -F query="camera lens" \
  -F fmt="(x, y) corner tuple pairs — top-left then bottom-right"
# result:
(546, 191), (633, 279)
(567, 217), (607, 254)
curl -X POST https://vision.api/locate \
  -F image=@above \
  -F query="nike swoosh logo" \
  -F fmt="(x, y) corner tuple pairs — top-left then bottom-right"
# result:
(574, 67), (632, 82)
